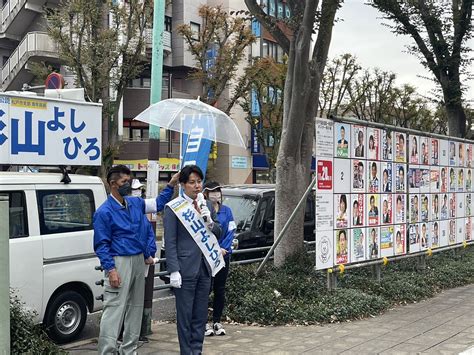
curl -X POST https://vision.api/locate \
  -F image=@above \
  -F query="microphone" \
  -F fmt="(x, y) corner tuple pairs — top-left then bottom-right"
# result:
(197, 193), (208, 222)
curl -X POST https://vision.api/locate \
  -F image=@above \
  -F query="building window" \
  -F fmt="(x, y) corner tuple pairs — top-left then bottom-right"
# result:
(190, 22), (201, 41)
(165, 16), (172, 32)
(262, 39), (282, 62)
(8, 191), (28, 239)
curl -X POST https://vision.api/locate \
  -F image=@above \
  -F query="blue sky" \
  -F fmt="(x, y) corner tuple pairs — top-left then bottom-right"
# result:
(328, 1), (474, 104)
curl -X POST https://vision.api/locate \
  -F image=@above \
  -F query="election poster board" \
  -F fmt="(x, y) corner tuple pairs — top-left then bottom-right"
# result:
(0, 94), (102, 166)
(315, 117), (474, 270)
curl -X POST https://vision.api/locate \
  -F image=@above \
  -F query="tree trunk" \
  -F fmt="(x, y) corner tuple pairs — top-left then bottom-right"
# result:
(445, 101), (467, 138)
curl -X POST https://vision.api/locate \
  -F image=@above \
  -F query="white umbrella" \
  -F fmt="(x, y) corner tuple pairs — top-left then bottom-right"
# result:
(133, 98), (246, 148)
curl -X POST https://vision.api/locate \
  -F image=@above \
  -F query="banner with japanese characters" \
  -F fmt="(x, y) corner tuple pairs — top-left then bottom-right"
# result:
(315, 117), (474, 270)
(0, 94), (102, 166)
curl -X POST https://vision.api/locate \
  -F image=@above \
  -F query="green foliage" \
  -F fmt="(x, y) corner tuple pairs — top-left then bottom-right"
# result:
(10, 291), (65, 354)
(226, 247), (474, 325)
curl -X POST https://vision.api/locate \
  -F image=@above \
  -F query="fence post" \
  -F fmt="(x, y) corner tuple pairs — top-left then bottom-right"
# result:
(371, 264), (381, 282)
(326, 270), (337, 291)
(0, 195), (10, 354)
(417, 255), (426, 271)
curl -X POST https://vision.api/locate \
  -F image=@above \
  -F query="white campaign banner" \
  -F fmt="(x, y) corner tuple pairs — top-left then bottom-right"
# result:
(0, 94), (102, 166)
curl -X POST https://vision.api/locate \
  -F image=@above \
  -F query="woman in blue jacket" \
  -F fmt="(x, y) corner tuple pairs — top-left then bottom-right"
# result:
(203, 181), (236, 336)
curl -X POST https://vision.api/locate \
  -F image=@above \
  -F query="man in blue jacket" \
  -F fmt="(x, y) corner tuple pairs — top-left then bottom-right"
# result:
(94, 165), (179, 354)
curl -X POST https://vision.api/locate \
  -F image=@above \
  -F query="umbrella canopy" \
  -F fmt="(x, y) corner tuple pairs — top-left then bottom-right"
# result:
(133, 98), (246, 148)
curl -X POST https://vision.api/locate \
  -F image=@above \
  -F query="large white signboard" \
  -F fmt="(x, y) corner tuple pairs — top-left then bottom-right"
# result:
(0, 94), (102, 166)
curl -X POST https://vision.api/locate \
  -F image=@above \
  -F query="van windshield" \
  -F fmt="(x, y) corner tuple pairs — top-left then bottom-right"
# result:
(222, 195), (258, 232)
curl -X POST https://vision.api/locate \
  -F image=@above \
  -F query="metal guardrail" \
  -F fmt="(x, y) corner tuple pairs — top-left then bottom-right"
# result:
(1, 0), (20, 27)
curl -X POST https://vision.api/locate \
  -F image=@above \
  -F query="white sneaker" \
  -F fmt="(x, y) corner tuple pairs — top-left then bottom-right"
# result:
(213, 322), (226, 336)
(205, 323), (214, 336)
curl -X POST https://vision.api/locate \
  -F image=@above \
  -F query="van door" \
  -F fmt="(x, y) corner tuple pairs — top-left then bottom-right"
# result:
(8, 188), (44, 319)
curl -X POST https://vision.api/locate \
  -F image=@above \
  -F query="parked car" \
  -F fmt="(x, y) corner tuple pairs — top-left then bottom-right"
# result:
(2, 172), (105, 343)
(159, 184), (315, 278)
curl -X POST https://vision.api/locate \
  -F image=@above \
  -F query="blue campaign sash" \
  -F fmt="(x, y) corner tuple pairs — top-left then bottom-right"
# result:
(166, 196), (224, 276)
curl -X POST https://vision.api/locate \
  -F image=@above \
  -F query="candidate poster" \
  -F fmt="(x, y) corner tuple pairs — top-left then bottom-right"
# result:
(367, 194), (380, 226)
(449, 219), (457, 245)
(449, 193), (457, 219)
(409, 166), (420, 193)
(315, 118), (333, 157)
(315, 194), (334, 230)
(409, 194), (420, 223)
(335, 229), (349, 265)
(367, 161), (380, 193)
(439, 139), (449, 166)
(431, 138), (439, 166)
(352, 160), (365, 193)
(431, 221), (440, 248)
(351, 194), (365, 227)
(381, 162), (392, 192)
(449, 167), (457, 192)
(316, 230), (334, 270)
(449, 141), (457, 166)
(394, 194), (406, 224)
(419, 168), (430, 194)
(440, 167), (448, 193)
(420, 136), (429, 165)
(420, 194), (430, 222)
(380, 226), (394, 257)
(381, 194), (392, 225)
(465, 217), (472, 241)
(467, 144), (472, 168)
(394, 224), (406, 255)
(316, 158), (333, 193)
(441, 193), (449, 219)
(381, 129), (393, 161)
(409, 135), (419, 164)
(334, 194), (350, 229)
(395, 164), (406, 192)
(466, 169), (472, 192)
(430, 167), (440, 193)
(367, 127), (380, 160)
(367, 226), (380, 259)
(459, 142), (465, 167)
(334, 158), (351, 193)
(352, 125), (366, 159)
(409, 224), (420, 253)
(420, 222), (429, 250)
(334, 123), (350, 158)
(432, 194), (440, 221)
(395, 132), (406, 163)
(351, 228), (366, 263)
(466, 193), (472, 217)
(458, 168), (465, 192)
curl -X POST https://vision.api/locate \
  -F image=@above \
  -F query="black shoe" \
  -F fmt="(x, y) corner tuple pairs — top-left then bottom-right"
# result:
(139, 336), (149, 343)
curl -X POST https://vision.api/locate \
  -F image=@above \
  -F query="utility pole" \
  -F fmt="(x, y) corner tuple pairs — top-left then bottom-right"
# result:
(142, 0), (165, 338)
(0, 194), (10, 353)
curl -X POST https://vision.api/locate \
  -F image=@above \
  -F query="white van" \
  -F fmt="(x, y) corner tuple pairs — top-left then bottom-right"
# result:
(2, 172), (106, 343)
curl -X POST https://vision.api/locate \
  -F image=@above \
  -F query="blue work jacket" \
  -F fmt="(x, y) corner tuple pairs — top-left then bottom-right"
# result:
(93, 186), (173, 271)
(215, 204), (236, 257)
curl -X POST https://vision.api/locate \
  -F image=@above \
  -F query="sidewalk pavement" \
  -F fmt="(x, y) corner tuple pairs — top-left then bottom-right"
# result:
(65, 284), (474, 354)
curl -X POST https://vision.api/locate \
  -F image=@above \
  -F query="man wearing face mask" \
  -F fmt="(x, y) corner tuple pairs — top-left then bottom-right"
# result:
(202, 181), (236, 337)
(93, 165), (179, 355)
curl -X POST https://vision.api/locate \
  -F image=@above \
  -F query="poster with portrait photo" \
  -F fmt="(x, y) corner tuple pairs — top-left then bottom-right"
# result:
(449, 167), (457, 192)
(380, 226), (394, 257)
(367, 226), (380, 260)
(367, 194), (380, 226)
(420, 193), (430, 222)
(334, 194), (350, 229)
(381, 194), (392, 225)
(334, 158), (351, 193)
(466, 217), (472, 242)
(409, 166), (420, 193)
(431, 138), (439, 166)
(335, 229), (349, 265)
(351, 228), (366, 263)
(351, 194), (365, 227)
(420, 222), (430, 250)
(466, 193), (472, 217)
(459, 142), (466, 167)
(439, 139), (449, 166)
(457, 217), (465, 243)
(466, 169), (472, 192)
(395, 132), (406, 163)
(316, 230), (334, 270)
(395, 164), (406, 192)
(430, 167), (440, 193)
(419, 168), (430, 194)
(467, 144), (472, 168)
(458, 168), (465, 192)
(420, 136), (429, 165)
(380, 162), (393, 193)
(351, 160), (365, 193)
(409, 194), (420, 223)
(394, 224), (406, 255)
(449, 193), (457, 219)
(409, 135), (419, 164)
(334, 123), (351, 158)
(367, 127), (380, 160)
(352, 125), (366, 159)
(432, 194), (440, 221)
(408, 224), (420, 253)
(394, 194), (406, 224)
(431, 221), (440, 248)
(457, 192), (465, 219)
(449, 218), (457, 245)
(449, 141), (457, 166)
(367, 161), (380, 193)
(439, 220), (449, 247)
(381, 129), (393, 161)
(440, 166), (448, 193)
(441, 193), (449, 220)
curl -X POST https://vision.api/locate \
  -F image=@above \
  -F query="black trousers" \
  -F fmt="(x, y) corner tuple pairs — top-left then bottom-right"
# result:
(210, 257), (230, 323)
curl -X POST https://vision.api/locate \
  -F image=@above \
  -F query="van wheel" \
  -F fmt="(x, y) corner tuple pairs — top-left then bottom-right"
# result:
(45, 291), (87, 344)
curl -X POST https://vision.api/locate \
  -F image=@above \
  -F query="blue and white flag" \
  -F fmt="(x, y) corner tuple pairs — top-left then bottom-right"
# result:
(181, 114), (214, 177)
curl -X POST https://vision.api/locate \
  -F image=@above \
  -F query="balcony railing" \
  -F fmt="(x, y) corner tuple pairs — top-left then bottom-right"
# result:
(1, 0), (20, 28)
(145, 29), (171, 53)
(1, 31), (58, 88)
